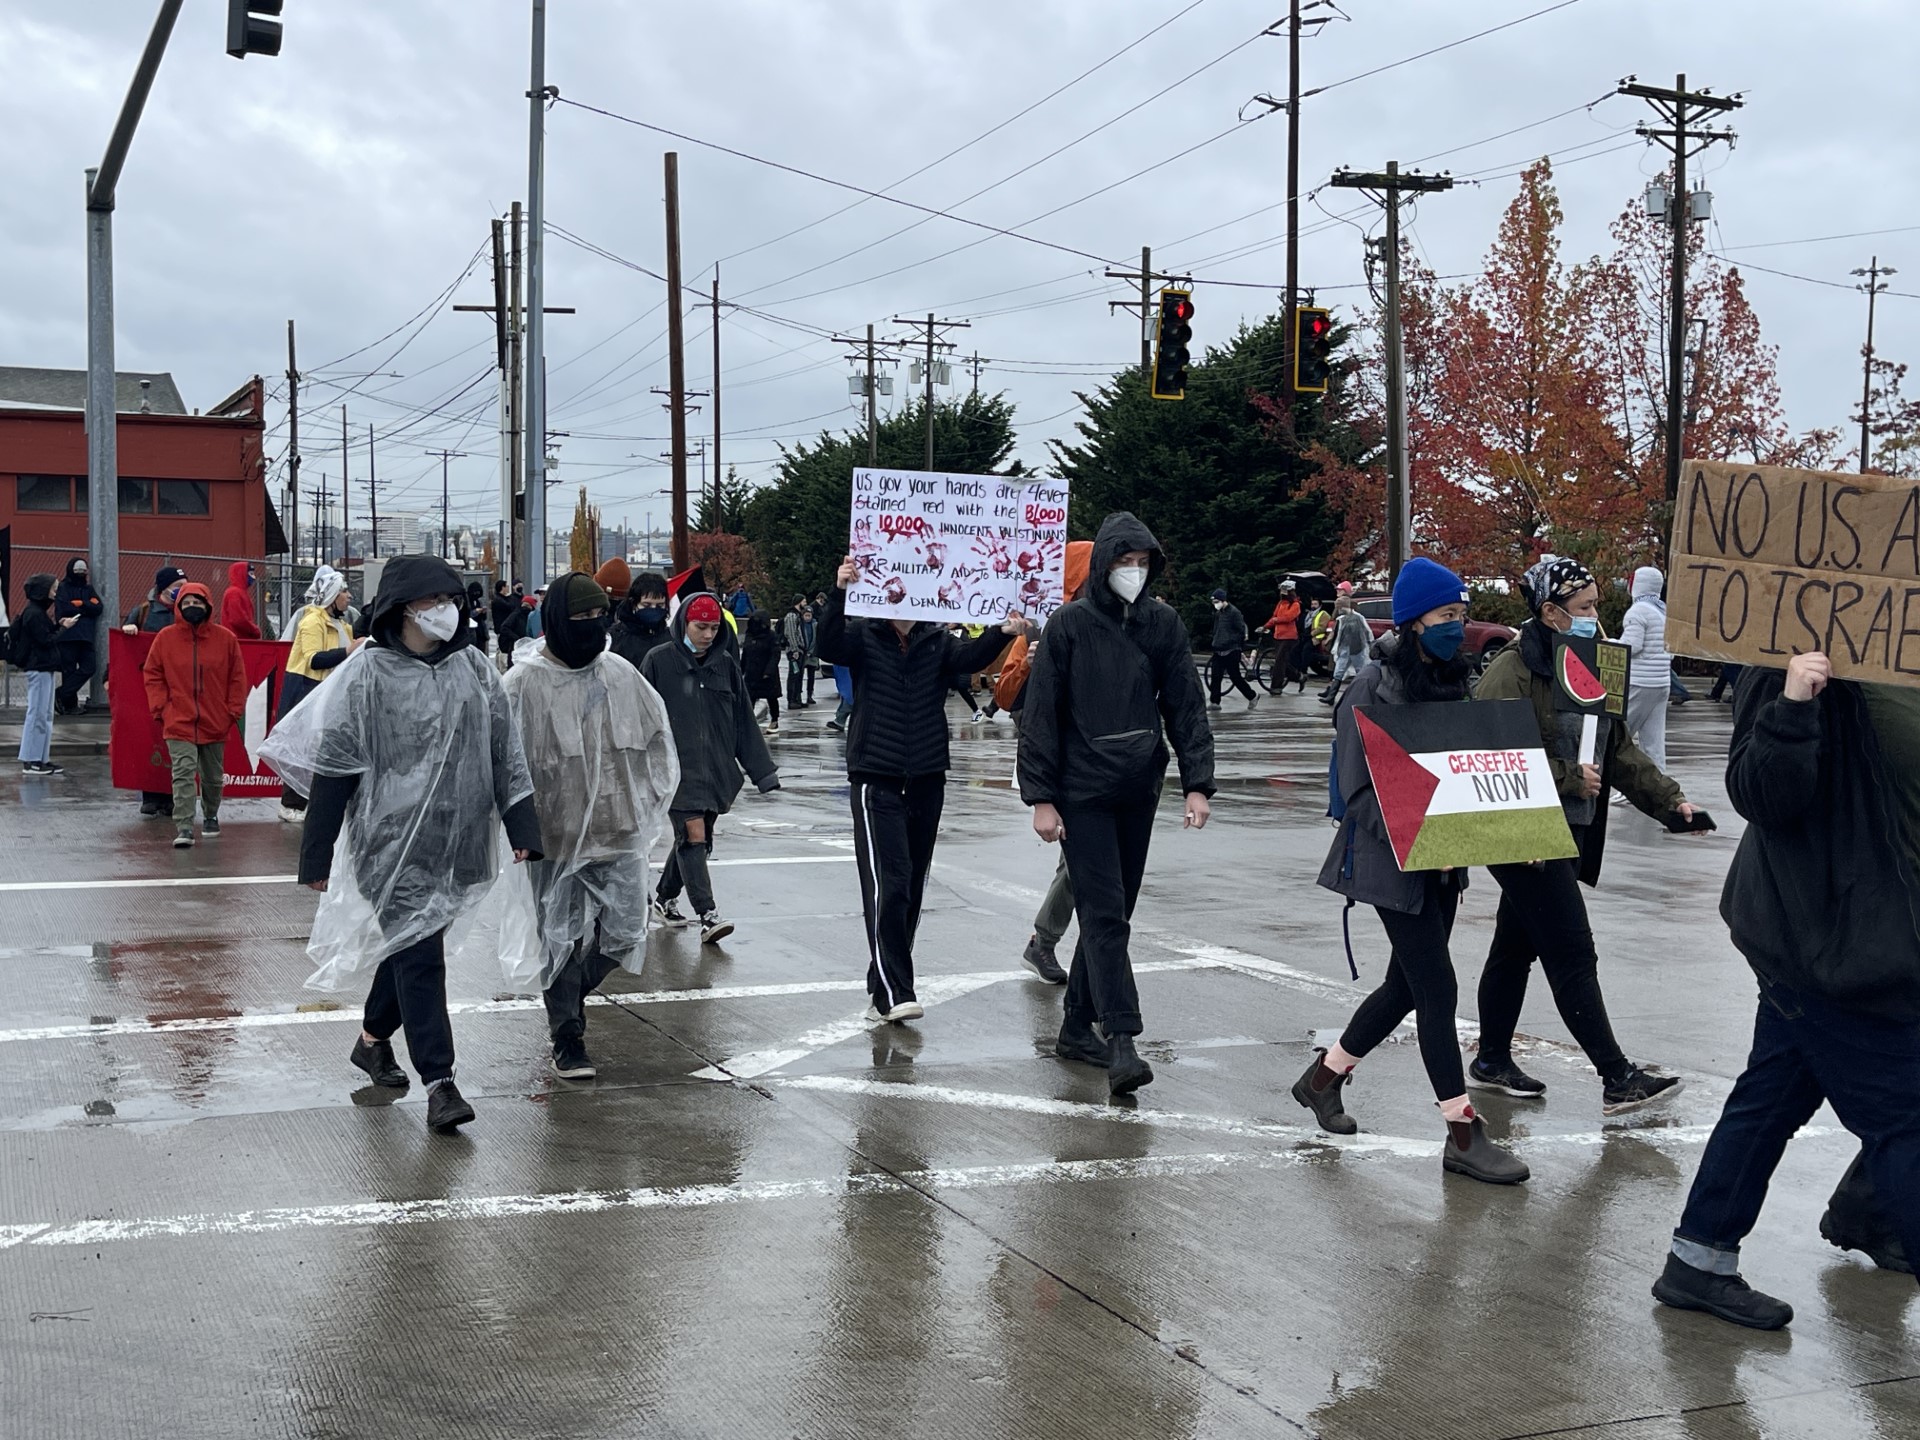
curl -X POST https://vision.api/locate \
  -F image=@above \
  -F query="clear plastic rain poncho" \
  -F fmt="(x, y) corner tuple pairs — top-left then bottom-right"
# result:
(459, 639), (680, 990)
(259, 642), (534, 990)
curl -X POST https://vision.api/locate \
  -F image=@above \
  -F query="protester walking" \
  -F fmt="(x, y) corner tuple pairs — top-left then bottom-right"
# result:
(501, 573), (678, 1080)
(275, 566), (360, 822)
(1207, 588), (1258, 707)
(464, 581), (491, 654)
(141, 582), (248, 850)
(1618, 565), (1673, 771)
(1470, 557), (1694, 1115)
(219, 561), (261, 640)
(820, 557), (1027, 1024)
(122, 566), (188, 817)
(610, 571), (674, 671)
(491, 580), (529, 663)
(1262, 579), (1306, 691)
(1318, 596), (1371, 705)
(1297, 557), (1530, 1184)
(13, 574), (64, 776)
(1019, 513), (1215, 1094)
(639, 593), (779, 944)
(51, 557), (102, 714)
(264, 554), (543, 1134)
(1654, 651), (1920, 1330)
(741, 610), (784, 735)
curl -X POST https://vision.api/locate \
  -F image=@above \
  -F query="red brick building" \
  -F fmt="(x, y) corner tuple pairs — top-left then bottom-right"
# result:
(0, 367), (282, 621)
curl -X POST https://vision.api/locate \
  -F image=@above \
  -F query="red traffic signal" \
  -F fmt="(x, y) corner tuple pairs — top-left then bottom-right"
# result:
(1294, 305), (1333, 394)
(1151, 288), (1195, 401)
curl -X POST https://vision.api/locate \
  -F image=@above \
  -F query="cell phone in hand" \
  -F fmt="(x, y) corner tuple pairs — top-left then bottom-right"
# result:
(1663, 809), (1717, 834)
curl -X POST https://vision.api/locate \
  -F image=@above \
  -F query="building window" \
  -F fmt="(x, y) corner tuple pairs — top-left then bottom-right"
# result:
(16, 474), (80, 511)
(118, 478), (152, 515)
(156, 480), (210, 516)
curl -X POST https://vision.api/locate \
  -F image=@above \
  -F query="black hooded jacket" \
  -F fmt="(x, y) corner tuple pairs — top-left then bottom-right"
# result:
(1018, 512), (1215, 807)
(13, 575), (63, 672)
(1719, 668), (1920, 1018)
(816, 587), (1014, 780)
(53, 559), (102, 648)
(638, 593), (777, 814)
(610, 595), (673, 671)
(1209, 602), (1248, 654)
(299, 555), (541, 885)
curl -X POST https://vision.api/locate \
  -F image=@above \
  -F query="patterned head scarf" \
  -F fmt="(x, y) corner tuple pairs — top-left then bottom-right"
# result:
(1521, 555), (1595, 616)
(305, 564), (347, 609)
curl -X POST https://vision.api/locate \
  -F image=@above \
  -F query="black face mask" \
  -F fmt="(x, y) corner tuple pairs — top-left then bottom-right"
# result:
(633, 602), (667, 627)
(181, 605), (210, 626)
(548, 612), (611, 669)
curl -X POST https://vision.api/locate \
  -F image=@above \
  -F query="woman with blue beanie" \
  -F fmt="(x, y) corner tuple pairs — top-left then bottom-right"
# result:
(1296, 556), (1530, 1185)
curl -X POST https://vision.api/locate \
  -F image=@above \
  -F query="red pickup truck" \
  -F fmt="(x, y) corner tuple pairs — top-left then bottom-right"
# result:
(1351, 593), (1517, 670)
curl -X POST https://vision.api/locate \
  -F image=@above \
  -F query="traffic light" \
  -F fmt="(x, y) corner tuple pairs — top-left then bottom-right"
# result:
(1150, 288), (1195, 401)
(226, 0), (283, 58)
(1294, 306), (1333, 394)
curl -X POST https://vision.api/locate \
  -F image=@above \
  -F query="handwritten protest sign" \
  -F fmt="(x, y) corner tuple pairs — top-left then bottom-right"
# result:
(1666, 459), (1920, 685)
(846, 468), (1069, 624)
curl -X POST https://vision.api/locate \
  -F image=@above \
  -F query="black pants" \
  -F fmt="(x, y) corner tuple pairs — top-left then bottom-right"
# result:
(55, 644), (93, 710)
(542, 939), (619, 1046)
(1059, 796), (1158, 1037)
(1479, 847), (1630, 1083)
(948, 676), (977, 710)
(850, 774), (945, 1008)
(364, 929), (456, 1084)
(657, 809), (718, 915)
(1339, 874), (1466, 1100)
(786, 653), (806, 707)
(762, 694), (780, 727)
(1208, 650), (1256, 703)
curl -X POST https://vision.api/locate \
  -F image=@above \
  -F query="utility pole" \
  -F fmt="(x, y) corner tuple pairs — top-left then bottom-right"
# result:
(1620, 73), (1742, 514)
(283, 319), (300, 633)
(1250, 4), (1331, 422)
(308, 479), (328, 570)
(832, 325), (902, 465)
(523, 0), (555, 592)
(83, 0), (184, 701)
(968, 352), (984, 395)
(664, 150), (690, 568)
(1107, 247), (1186, 378)
(509, 202), (525, 582)
(891, 313), (970, 471)
(1330, 162), (1454, 580)
(366, 424), (380, 561)
(340, 405), (351, 567)
(711, 265), (722, 526)
(1854, 256), (1896, 472)
(429, 449), (468, 558)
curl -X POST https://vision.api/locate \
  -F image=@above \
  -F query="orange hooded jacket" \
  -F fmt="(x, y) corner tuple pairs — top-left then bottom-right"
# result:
(142, 583), (249, 744)
(992, 540), (1094, 711)
(220, 560), (261, 639)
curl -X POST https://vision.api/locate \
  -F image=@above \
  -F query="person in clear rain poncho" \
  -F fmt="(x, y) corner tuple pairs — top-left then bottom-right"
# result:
(262, 554), (543, 1134)
(495, 572), (680, 1080)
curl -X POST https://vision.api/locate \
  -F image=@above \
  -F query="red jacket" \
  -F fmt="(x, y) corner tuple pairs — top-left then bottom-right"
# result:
(220, 560), (261, 639)
(142, 584), (249, 744)
(1263, 596), (1302, 640)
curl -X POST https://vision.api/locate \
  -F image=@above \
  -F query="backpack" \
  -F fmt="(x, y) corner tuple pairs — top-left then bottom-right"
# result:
(3, 624), (25, 668)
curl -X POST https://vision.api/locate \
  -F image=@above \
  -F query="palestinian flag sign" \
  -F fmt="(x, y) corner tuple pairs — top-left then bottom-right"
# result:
(1354, 699), (1577, 871)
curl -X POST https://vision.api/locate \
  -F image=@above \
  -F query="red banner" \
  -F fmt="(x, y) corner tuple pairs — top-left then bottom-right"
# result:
(108, 629), (292, 797)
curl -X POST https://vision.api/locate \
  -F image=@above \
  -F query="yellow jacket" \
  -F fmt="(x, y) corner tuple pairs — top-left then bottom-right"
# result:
(286, 604), (352, 681)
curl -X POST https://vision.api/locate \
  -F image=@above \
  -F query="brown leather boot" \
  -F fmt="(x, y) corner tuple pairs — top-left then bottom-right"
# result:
(1443, 1112), (1529, 1185)
(1291, 1049), (1358, 1135)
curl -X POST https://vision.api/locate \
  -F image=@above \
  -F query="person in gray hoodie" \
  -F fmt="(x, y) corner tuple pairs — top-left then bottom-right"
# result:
(1617, 564), (1673, 771)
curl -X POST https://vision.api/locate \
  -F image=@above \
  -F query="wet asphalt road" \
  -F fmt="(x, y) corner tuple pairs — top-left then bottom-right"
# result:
(0, 686), (1914, 1439)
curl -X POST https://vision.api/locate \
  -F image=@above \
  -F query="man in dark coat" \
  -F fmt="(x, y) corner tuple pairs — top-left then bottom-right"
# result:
(1205, 586), (1257, 707)
(51, 557), (102, 714)
(1018, 512), (1215, 1094)
(819, 559), (1027, 1025)
(1654, 650), (1920, 1330)
(610, 572), (673, 671)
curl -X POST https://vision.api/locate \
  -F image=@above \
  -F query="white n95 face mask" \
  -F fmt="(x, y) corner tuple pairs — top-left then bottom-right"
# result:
(411, 601), (461, 642)
(1108, 565), (1148, 603)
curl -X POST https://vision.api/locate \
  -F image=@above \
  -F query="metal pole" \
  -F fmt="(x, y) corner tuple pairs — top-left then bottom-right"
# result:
(523, 0), (549, 591)
(367, 424), (379, 560)
(924, 312), (936, 471)
(1665, 73), (1688, 511)
(284, 318), (300, 634)
(340, 406), (350, 570)
(712, 265), (722, 527)
(866, 323), (878, 466)
(665, 152), (689, 569)
(1282, 0), (1300, 420)
(84, 172), (117, 701)
(509, 201), (524, 583)
(1139, 245), (1152, 378)
(1861, 256), (1881, 472)
(1382, 163), (1408, 581)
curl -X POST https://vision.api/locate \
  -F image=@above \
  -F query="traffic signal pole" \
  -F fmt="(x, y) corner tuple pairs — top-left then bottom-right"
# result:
(524, 0), (552, 591)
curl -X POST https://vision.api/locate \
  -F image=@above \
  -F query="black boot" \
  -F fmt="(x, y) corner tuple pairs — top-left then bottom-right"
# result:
(1106, 1034), (1153, 1095)
(1442, 1113), (1529, 1185)
(1820, 1154), (1913, 1273)
(1291, 1050), (1358, 1135)
(1651, 1253), (1793, 1330)
(1054, 1016), (1112, 1068)
(350, 1036), (408, 1088)
(425, 1079), (475, 1133)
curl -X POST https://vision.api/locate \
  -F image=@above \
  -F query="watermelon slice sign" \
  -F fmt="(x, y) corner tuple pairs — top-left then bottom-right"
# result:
(1557, 644), (1607, 707)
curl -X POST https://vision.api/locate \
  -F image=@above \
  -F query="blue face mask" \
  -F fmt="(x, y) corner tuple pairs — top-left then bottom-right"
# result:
(1418, 620), (1465, 661)
(1567, 616), (1599, 639)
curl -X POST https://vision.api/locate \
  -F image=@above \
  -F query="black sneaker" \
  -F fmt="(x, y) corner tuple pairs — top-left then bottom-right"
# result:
(425, 1079), (475, 1133)
(1054, 1017), (1112, 1068)
(1107, 1035), (1154, 1096)
(1603, 1065), (1685, 1116)
(1819, 1208), (1914, 1274)
(699, 912), (735, 944)
(201, 816), (221, 838)
(1652, 1253), (1793, 1330)
(551, 1038), (597, 1080)
(138, 796), (160, 816)
(650, 897), (689, 927)
(1022, 936), (1067, 985)
(350, 1036), (409, 1088)
(172, 829), (193, 850)
(1469, 1055), (1547, 1098)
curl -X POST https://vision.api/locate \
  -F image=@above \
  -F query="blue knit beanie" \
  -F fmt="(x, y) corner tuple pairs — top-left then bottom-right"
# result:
(1391, 556), (1468, 626)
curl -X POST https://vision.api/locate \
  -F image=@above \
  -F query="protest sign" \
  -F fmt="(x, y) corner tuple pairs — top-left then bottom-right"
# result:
(1354, 699), (1577, 871)
(1666, 459), (1920, 685)
(846, 468), (1069, 625)
(108, 629), (289, 797)
(1551, 634), (1629, 766)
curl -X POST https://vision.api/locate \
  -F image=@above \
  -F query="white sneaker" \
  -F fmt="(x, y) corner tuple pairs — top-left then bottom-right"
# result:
(971, 710), (987, 723)
(277, 804), (304, 823)
(864, 1000), (926, 1024)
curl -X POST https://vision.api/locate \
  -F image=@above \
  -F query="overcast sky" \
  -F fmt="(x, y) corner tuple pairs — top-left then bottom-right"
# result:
(5, 0), (1916, 547)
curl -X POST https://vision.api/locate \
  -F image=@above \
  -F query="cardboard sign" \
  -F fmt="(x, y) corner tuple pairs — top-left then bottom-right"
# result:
(1551, 634), (1629, 718)
(108, 629), (289, 796)
(846, 468), (1069, 625)
(1666, 459), (1920, 685)
(1354, 699), (1577, 871)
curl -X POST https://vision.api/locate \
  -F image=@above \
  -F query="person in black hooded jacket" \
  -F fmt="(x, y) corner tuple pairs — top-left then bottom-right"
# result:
(1017, 512), (1215, 1094)
(610, 571), (673, 671)
(51, 557), (102, 714)
(819, 559), (1028, 1024)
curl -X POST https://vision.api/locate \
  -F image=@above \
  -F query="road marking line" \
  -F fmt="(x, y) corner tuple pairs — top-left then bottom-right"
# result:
(0, 854), (855, 896)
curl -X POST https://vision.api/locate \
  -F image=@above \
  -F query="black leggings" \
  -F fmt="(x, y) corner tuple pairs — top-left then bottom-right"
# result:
(1478, 850), (1630, 1083)
(1339, 873), (1466, 1100)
